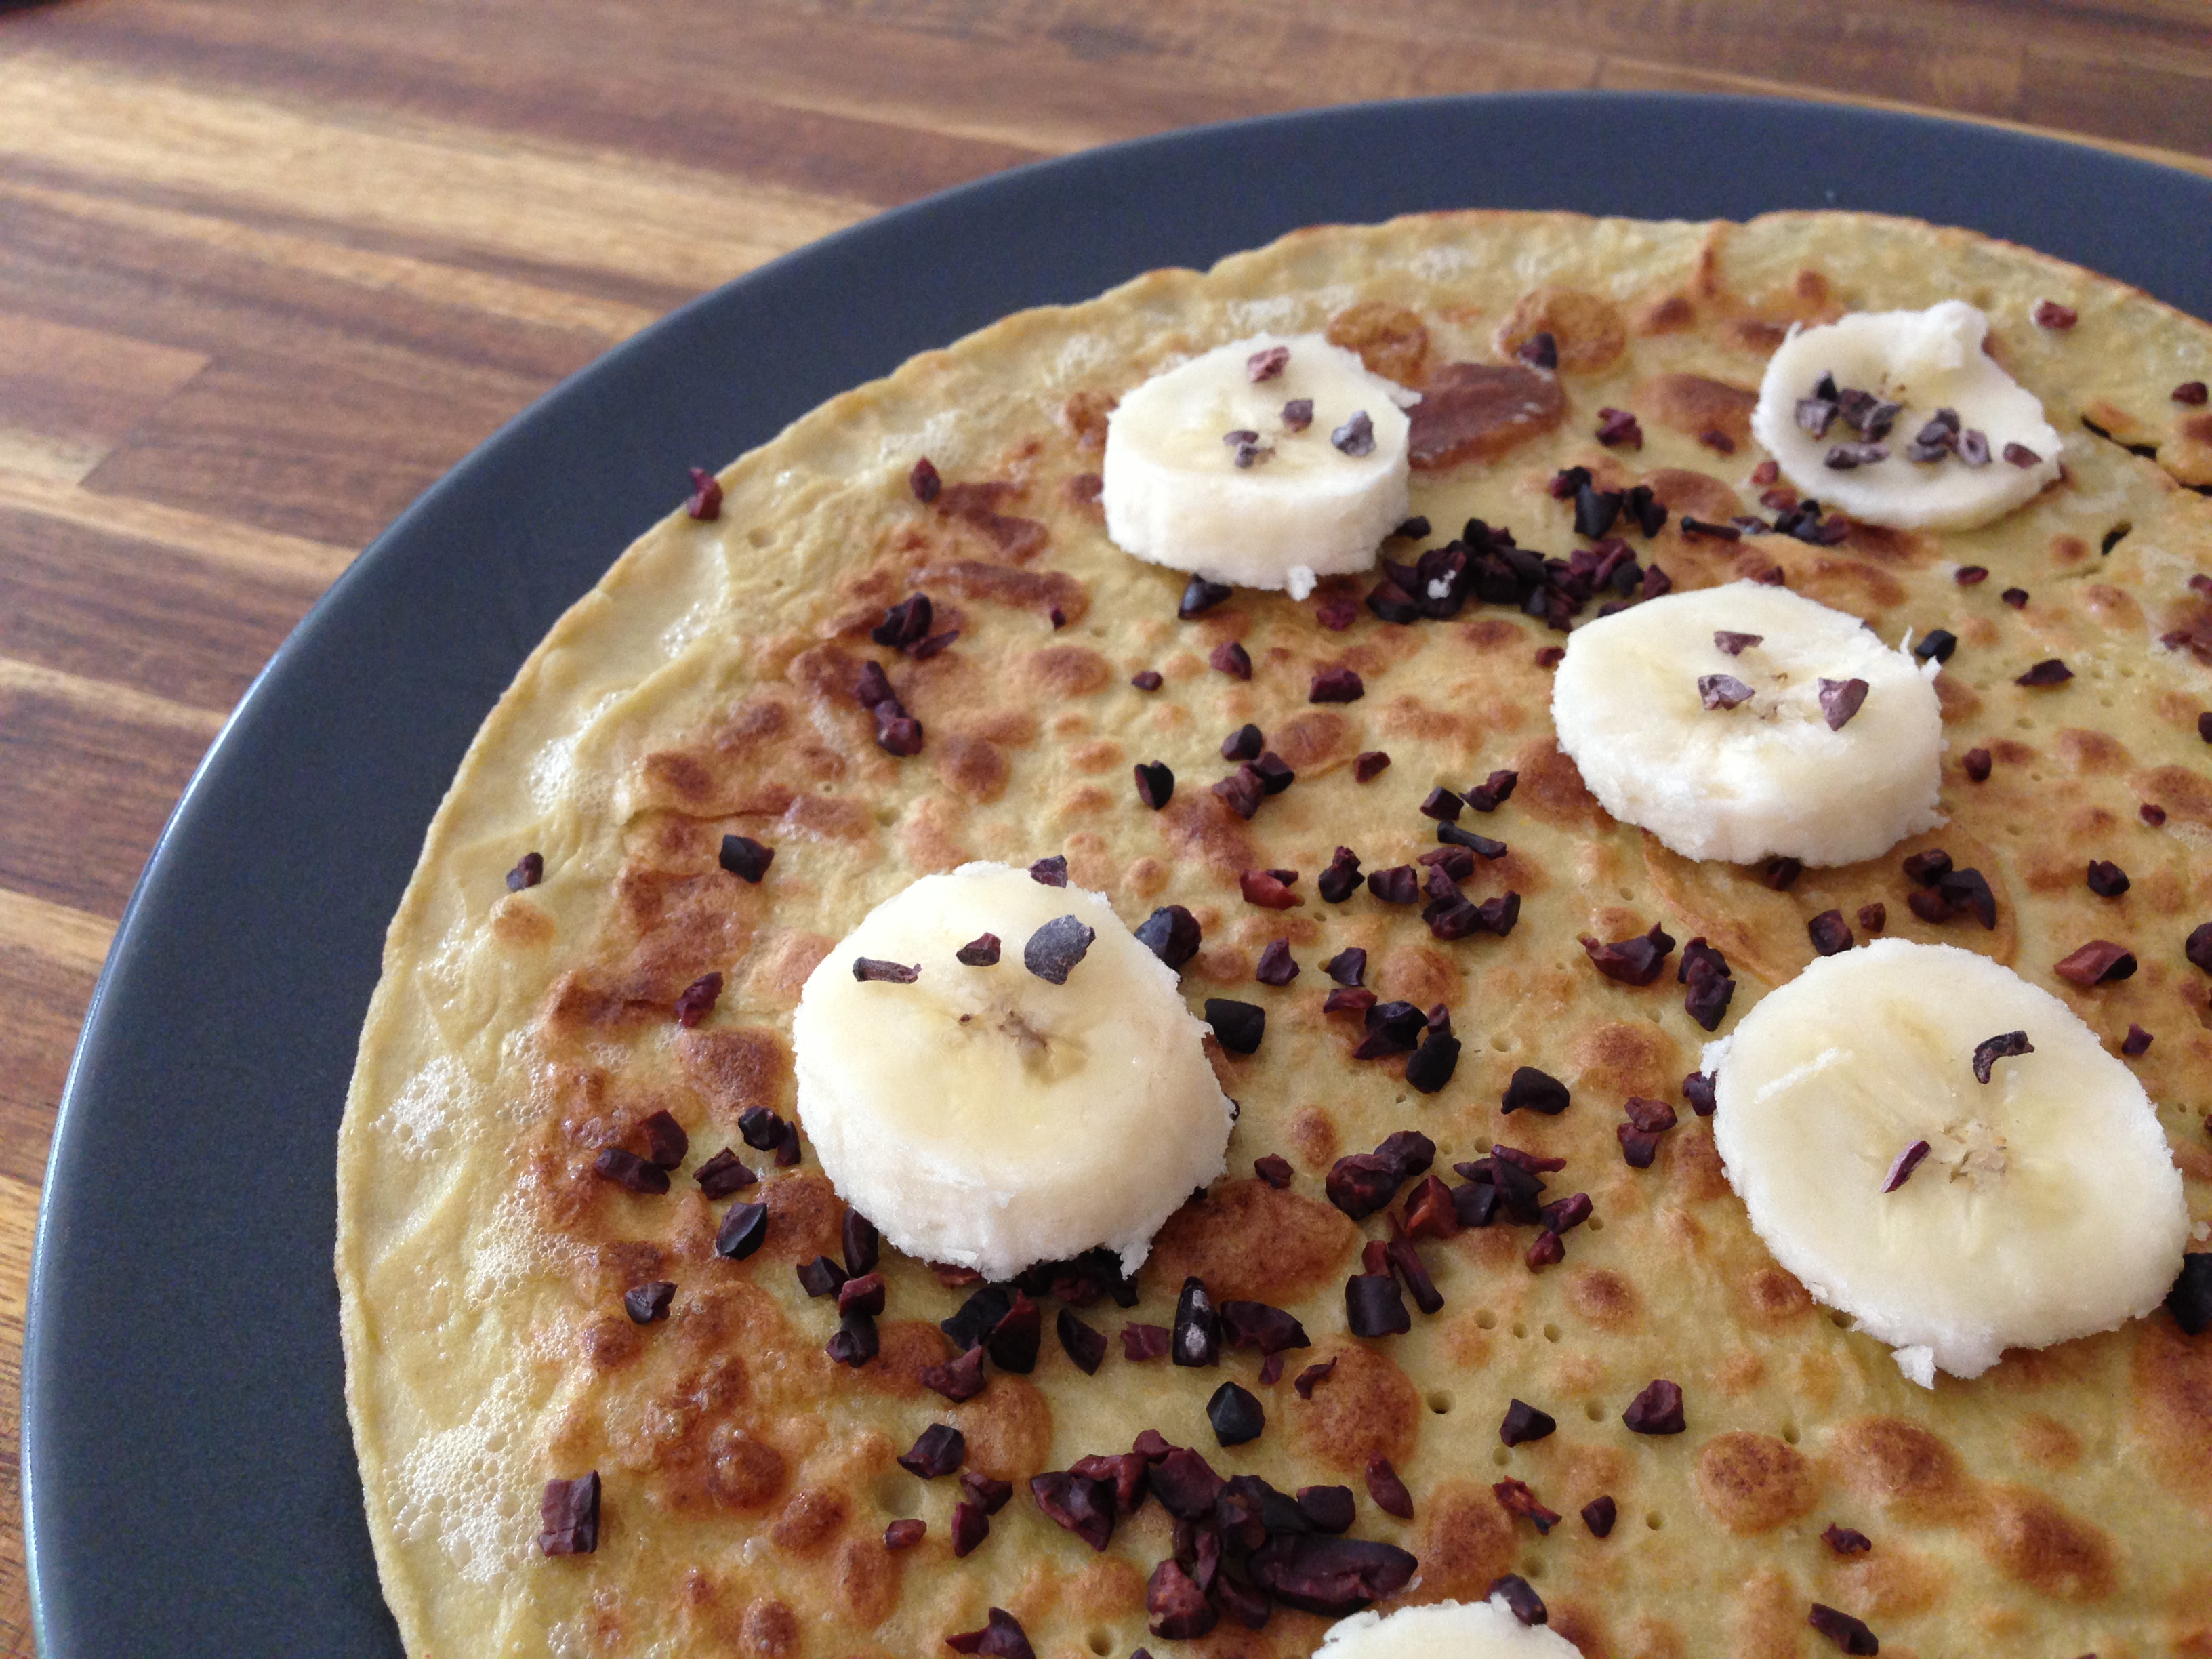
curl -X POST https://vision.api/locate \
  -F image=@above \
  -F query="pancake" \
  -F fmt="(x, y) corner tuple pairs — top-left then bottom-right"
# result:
(335, 209), (2212, 1658)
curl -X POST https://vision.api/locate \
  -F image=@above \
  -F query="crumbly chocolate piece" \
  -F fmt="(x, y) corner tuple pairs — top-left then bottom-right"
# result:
(1882, 1140), (1931, 1193)
(623, 1280), (674, 1324)
(1822, 1524), (1873, 1556)
(956, 932), (1002, 966)
(1807, 909), (1853, 956)
(1580, 922), (1677, 986)
(853, 957), (920, 983)
(1255, 939), (1300, 987)
(1517, 331), (1558, 370)
(1133, 761), (1175, 810)
(2168, 1254), (2212, 1335)
(2015, 657), (2073, 687)
(884, 1517), (926, 1551)
(1502, 1066), (1571, 1116)
(1489, 1574), (1548, 1626)
(947, 1607), (1034, 1658)
(1500, 1399), (1557, 1446)
(1130, 669), (1164, 691)
(796, 1254), (848, 1298)
(2122, 1023), (2154, 1057)
(1179, 576), (1232, 619)
(1365, 1456), (1413, 1519)
(1311, 665), (1364, 703)
(1699, 672), (1755, 710)
(1136, 905), (1202, 970)
(2054, 939), (2137, 986)
(2087, 859), (2131, 898)
(1595, 407), (1643, 448)
(1210, 640), (1253, 680)
(506, 851), (543, 892)
(539, 1471), (600, 1555)
(1353, 750), (1391, 782)
(1332, 410), (1376, 456)
(1808, 1604), (1880, 1656)
(1345, 1273), (1411, 1337)
(1683, 1071), (1717, 1115)
(717, 834), (774, 882)
(1024, 914), (1097, 983)
(1208, 1382), (1265, 1446)
(1818, 677), (1869, 729)
(1972, 1029), (2034, 1084)
(1622, 1378), (1685, 1434)
(1913, 628), (1957, 663)
(685, 467), (723, 520)
(693, 1148), (756, 1197)
(594, 1146), (670, 1195)
(899, 1423), (967, 1479)
(673, 972), (722, 1028)
(1222, 723), (1263, 762)
(714, 1201), (768, 1259)
(1493, 1477), (1560, 1534)
(1582, 1495), (1618, 1538)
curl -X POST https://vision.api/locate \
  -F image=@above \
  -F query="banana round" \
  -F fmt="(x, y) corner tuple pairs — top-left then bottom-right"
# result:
(1750, 300), (2064, 531)
(1318, 1597), (1582, 1658)
(1708, 939), (2189, 1386)
(1549, 582), (1943, 867)
(1101, 331), (1415, 599)
(791, 863), (1233, 1282)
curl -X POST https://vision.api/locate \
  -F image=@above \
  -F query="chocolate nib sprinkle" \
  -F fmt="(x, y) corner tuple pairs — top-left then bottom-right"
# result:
(1345, 1273), (1411, 1337)
(1858, 902), (1887, 933)
(1972, 1030), (2034, 1084)
(674, 972), (723, 1028)
(1807, 910), (1853, 957)
(506, 851), (543, 892)
(594, 1146), (670, 1195)
(2144, 804), (2168, 826)
(1713, 630), (1762, 657)
(1683, 1071), (1717, 1116)
(1580, 922), (1677, 986)
(1595, 407), (1643, 449)
(1391, 516), (1431, 541)
(714, 1200), (768, 1260)
(1029, 853), (1069, 887)
(919, 1344), (989, 1402)
(1145, 1561), (1216, 1641)
(1903, 848), (1953, 886)
(1222, 723), (1263, 762)
(1282, 398), (1315, 432)
(1319, 850), (1365, 905)
(1241, 869), (1299, 909)
(1253, 752), (1296, 794)
(1882, 1140), (1931, 1193)
(1499, 1399), (1557, 1446)
(1367, 865), (1420, 905)
(838, 1271), (885, 1317)
(853, 956), (920, 983)
(949, 1499), (993, 1557)
(872, 592), (935, 651)
(1254, 1154), (1294, 1189)
(2055, 939), (2137, 987)
(1493, 1477), (1560, 1534)
(1131, 669), (1164, 691)
(899, 1424), (967, 1479)
(1136, 905), (1202, 969)
(1255, 939), (1300, 986)
(2190, 922), (2212, 975)
(908, 457), (943, 503)
(2002, 586), (2029, 609)
(1818, 677), (1869, 730)
(797, 1255), (847, 1298)
(1958, 429), (1992, 466)
(1517, 331), (1559, 370)
(1622, 1378), (1685, 1435)
(1765, 857), (1806, 892)
(1808, 1604), (1880, 1656)
(2034, 298), (2078, 329)
(2087, 859), (2130, 897)
(1465, 769), (1517, 812)
(1354, 750), (1391, 782)
(1331, 411), (1376, 456)
(624, 1280), (674, 1324)
(2003, 442), (2043, 468)
(1797, 397), (1838, 438)
(1404, 1031), (1460, 1094)
(1700, 673), (1755, 710)
(718, 834), (774, 882)
(1214, 766), (1265, 820)
(1938, 867), (1996, 928)
(1574, 484), (1623, 539)
(539, 1471), (600, 1555)
(1248, 344), (1290, 381)
(947, 1607), (1035, 1659)
(1437, 822), (1507, 859)
(1825, 442), (1887, 470)
(1956, 564), (1990, 585)
(2123, 1023), (2154, 1057)
(1208, 1382), (1265, 1446)
(1149, 1446), (1225, 1518)
(1120, 1324), (1172, 1361)
(685, 467), (722, 520)
(1056, 1307), (1108, 1374)
(1179, 575), (1233, 618)
(1023, 915), (1096, 984)
(1420, 786), (1464, 821)
(1490, 1574), (1548, 1626)
(1502, 1066), (1571, 1116)
(2015, 658), (2073, 687)
(2169, 1254), (2212, 1335)
(1172, 1277), (1221, 1367)
(2176, 381), (2210, 405)
(1581, 1495), (1618, 1538)
(1823, 1524), (1873, 1556)
(1294, 1483), (1355, 1534)
(956, 932), (1002, 966)
(1913, 628), (1957, 663)
(1210, 640), (1253, 680)
(1031, 1471), (1115, 1550)
(1680, 516), (1741, 541)
(1365, 1456), (1413, 1519)
(636, 1110), (688, 1171)
(694, 1148), (756, 1197)
(884, 1517), (926, 1551)
(1311, 666), (1364, 703)
(1134, 761), (1175, 810)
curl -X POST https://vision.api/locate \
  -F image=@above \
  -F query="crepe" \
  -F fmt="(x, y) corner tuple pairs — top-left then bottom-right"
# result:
(336, 209), (2212, 1659)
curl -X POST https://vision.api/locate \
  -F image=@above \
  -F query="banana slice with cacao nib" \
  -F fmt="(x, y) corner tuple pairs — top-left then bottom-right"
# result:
(1319, 1592), (1580, 1658)
(1550, 582), (1943, 868)
(1101, 332), (1416, 600)
(1708, 939), (2189, 1387)
(1750, 300), (2063, 531)
(790, 862), (1232, 1282)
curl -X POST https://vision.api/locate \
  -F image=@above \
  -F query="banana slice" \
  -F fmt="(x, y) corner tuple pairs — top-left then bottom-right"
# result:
(1550, 582), (1942, 867)
(1101, 333), (1416, 600)
(791, 862), (1233, 1281)
(1708, 939), (2188, 1386)
(1319, 1596), (1580, 1658)
(1749, 300), (2064, 531)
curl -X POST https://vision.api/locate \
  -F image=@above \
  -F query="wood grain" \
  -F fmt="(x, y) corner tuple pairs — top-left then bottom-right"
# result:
(0, 0), (2204, 1650)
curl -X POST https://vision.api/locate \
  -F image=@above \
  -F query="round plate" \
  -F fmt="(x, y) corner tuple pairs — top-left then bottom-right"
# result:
(26, 92), (2212, 1656)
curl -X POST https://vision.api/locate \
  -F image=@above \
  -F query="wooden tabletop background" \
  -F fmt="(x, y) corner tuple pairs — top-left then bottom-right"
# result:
(1, 0), (2207, 1649)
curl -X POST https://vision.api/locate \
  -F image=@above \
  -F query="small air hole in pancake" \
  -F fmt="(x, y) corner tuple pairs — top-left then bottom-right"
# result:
(2101, 522), (2131, 554)
(1829, 1311), (1851, 1328)
(1428, 1390), (1454, 1415)
(1542, 1324), (1561, 1343)
(1782, 1422), (1801, 1445)
(1588, 1216), (1605, 1233)
(1584, 1401), (1604, 1422)
(1087, 1630), (1113, 1656)
(747, 527), (775, 548)
(874, 1475), (919, 1517)
(1476, 1309), (1498, 1329)
(1511, 1321), (1528, 1338)
(1645, 1510), (1664, 1530)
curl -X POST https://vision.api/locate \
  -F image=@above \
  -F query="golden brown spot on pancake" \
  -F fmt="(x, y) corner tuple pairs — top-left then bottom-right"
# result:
(1029, 644), (1113, 697)
(1570, 1019), (1681, 1100)
(1459, 617), (1525, 651)
(746, 930), (834, 1005)
(1565, 1267), (1639, 1330)
(2014, 1413), (2081, 1470)
(1634, 292), (1696, 334)
(1150, 1179), (1359, 1303)
(739, 1597), (800, 1658)
(968, 707), (1039, 747)
(1285, 1105), (1339, 1170)
(1549, 1606), (1613, 1659)
(947, 1375), (1053, 1480)
(919, 559), (1089, 625)
(781, 793), (874, 843)
(491, 895), (556, 947)
(1712, 1350), (1765, 1394)
(1376, 945), (1460, 1012)
(1842, 520), (1936, 567)
(1616, 1618), (1687, 1659)
(1409, 362), (1566, 468)
(1834, 1547), (1950, 1620)
(1725, 1567), (1804, 1659)
(1793, 555), (1907, 613)
(1693, 1431), (1818, 1534)
(579, 1313), (644, 1370)
(1325, 300), (1431, 386)
(1059, 782), (1113, 816)
(1433, 1311), (1493, 1372)
(833, 1534), (903, 1627)
(708, 1424), (788, 1510)
(594, 1237), (668, 1294)
(1990, 738), (2036, 768)
(1740, 1265), (1813, 1328)
(759, 1174), (844, 1265)
(787, 640), (864, 708)
(1068, 738), (1124, 773)
(2055, 727), (2131, 773)
(2131, 1314), (2212, 1510)
(1496, 287), (1625, 373)
(1123, 857), (1169, 899)
(936, 733), (1010, 802)
(770, 1486), (849, 1557)
(846, 1319), (939, 1399)
(1644, 373), (1759, 446)
(2185, 411), (2212, 444)
(1157, 794), (1257, 876)
(2139, 763), (2212, 827)
(1511, 737), (1603, 828)
(1399, 1479), (1515, 1603)
(1378, 695), (1475, 745)
(1973, 1484), (2116, 1601)
(1288, 1343), (1418, 1473)
(1827, 1416), (1973, 1518)
(1270, 710), (1352, 770)
(540, 971), (654, 1039)
(898, 794), (973, 872)
(1670, 1122), (1732, 1204)
(1729, 317), (1790, 353)
(1643, 466), (1741, 523)
(2050, 532), (2091, 567)
(1934, 672), (1982, 724)
(1060, 388), (1117, 452)
(679, 1027), (792, 1127)
(2080, 581), (2144, 631)
(1191, 946), (1252, 984)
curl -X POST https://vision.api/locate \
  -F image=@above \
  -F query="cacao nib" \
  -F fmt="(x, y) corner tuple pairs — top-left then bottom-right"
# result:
(1367, 865), (1420, 905)
(1146, 1560), (1218, 1641)
(1858, 902), (1887, 933)
(1255, 939), (1299, 987)
(1367, 578), (1420, 623)
(1972, 1029), (2034, 1084)
(1298, 1483), (1355, 1532)
(921, 1343), (989, 1401)
(1595, 407), (1643, 449)
(1902, 848), (1952, 886)
(1955, 563), (1990, 585)
(1913, 628), (1957, 663)
(1345, 1273), (1411, 1337)
(539, 1471), (600, 1555)
(1213, 766), (1266, 820)
(1391, 516), (1431, 540)
(1454, 1181), (1500, 1227)
(685, 467), (723, 520)
(718, 834), (774, 882)
(949, 1500), (992, 1557)
(1713, 630), (1763, 657)
(1134, 760), (1175, 810)
(1619, 1130), (1659, 1168)
(2015, 657), (2072, 687)
(673, 972), (723, 1028)
(1517, 331), (1558, 369)
(624, 1280), (674, 1324)
(1807, 909), (1854, 956)
(1317, 598), (1358, 629)
(899, 1423), (967, 1479)
(986, 1292), (1042, 1373)
(1822, 1524), (1873, 1556)
(1808, 1604), (1880, 1656)
(1502, 1066), (1571, 1116)
(1699, 672), (1754, 710)
(1465, 769), (1518, 813)
(1151, 1446), (1226, 1519)
(827, 1308), (879, 1366)
(1625, 484), (1668, 536)
(1311, 665), (1365, 703)
(2003, 442), (2043, 468)
(1797, 397), (1839, 438)
(1384, 1237), (1443, 1314)
(2055, 939), (2136, 986)
(1882, 1139), (1932, 1193)
(1332, 410), (1376, 456)
(908, 457), (942, 502)
(594, 1146), (670, 1195)
(884, 1517), (926, 1551)
(1294, 1358), (1336, 1398)
(2177, 381), (2211, 405)
(957, 1471), (1013, 1515)
(1222, 722), (1263, 762)
(1024, 914), (1096, 983)
(1326, 987), (1378, 1018)
(1025, 854), (1069, 888)
(1399, 1174), (1458, 1240)
(1179, 576), (1233, 619)
(2032, 298), (2077, 329)
(506, 851), (543, 891)
(1364, 1456), (1413, 1519)
(1404, 1031), (1460, 1093)
(1437, 822), (1507, 859)
(1574, 483), (1624, 539)
(1540, 1192), (1593, 1234)
(1354, 750), (1392, 782)
(1031, 1471), (1116, 1550)
(1622, 1378), (1685, 1435)
(2189, 921), (2212, 973)
(1818, 676), (1869, 730)
(2123, 1023), (2154, 1057)
(1208, 1382), (1265, 1446)
(796, 1255), (848, 1298)
(956, 932), (1002, 966)
(1580, 922), (1677, 986)
(1582, 1494), (1618, 1537)
(2086, 859), (2130, 897)
(1248, 344), (1290, 381)
(1136, 905), (1202, 969)
(1420, 786), (1465, 822)
(713, 1200), (769, 1260)
(1322, 946), (1368, 987)
(1242, 868), (1300, 909)
(947, 1607), (1034, 1658)
(874, 708), (924, 756)
(872, 593), (935, 650)
(2144, 803), (2168, 825)
(1683, 1071), (1717, 1115)
(1254, 1153), (1294, 1189)
(1131, 669), (1164, 691)
(1173, 1277), (1222, 1368)
(943, 1285), (1015, 1351)
(1936, 866), (1998, 928)
(1680, 516), (1741, 541)
(1499, 1398), (1555, 1446)
(1252, 751), (1296, 794)
(2003, 586), (2030, 608)
(1765, 856), (1804, 891)
(1122, 1324), (1172, 1361)
(1206, 998), (1266, 1054)
(1493, 1477), (1560, 1534)
(2168, 1254), (2212, 1334)
(1490, 1573), (1548, 1626)
(1072, 1452), (1149, 1515)
(1212, 1570), (1272, 1631)
(694, 1148), (756, 1197)
(1247, 1534), (1416, 1616)
(1210, 640), (1253, 680)
(1221, 1299), (1311, 1356)
(853, 957), (920, 983)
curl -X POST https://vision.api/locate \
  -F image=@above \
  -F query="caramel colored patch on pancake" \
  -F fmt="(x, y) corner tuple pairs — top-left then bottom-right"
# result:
(1509, 736), (1604, 828)
(2079, 581), (2145, 632)
(1376, 945), (1460, 1012)
(1155, 792), (1258, 877)
(745, 929), (834, 1006)
(578, 1313), (646, 1372)
(1569, 1019), (1681, 1100)
(1459, 616), (1526, 651)
(1029, 643), (1114, 697)
(1398, 1478), (1515, 1603)
(1324, 300), (1431, 386)
(1565, 1267), (1640, 1331)
(1643, 373), (1759, 447)
(1149, 1178), (1359, 1304)
(769, 1485), (849, 1557)
(1826, 1416), (1976, 1520)
(1788, 553), (1908, 615)
(491, 894), (556, 948)
(1832, 1547), (1951, 1620)
(947, 1374), (1053, 1481)
(1269, 710), (1353, 771)
(1738, 1265), (1814, 1328)
(1842, 519), (1938, 567)
(1669, 1120), (1733, 1204)
(833, 1534), (905, 1627)
(1726, 1568), (1807, 1659)
(1288, 1342), (1420, 1474)
(1059, 388), (1117, 453)
(2131, 1315), (2212, 1511)
(1972, 1484), (2117, 1602)
(1548, 1605), (1614, 1659)
(845, 1319), (940, 1399)
(2014, 1413), (2082, 1471)
(899, 794), (974, 872)
(1643, 466), (1741, 524)
(1933, 671), (1983, 724)
(2139, 763), (2212, 827)
(1408, 362), (1565, 469)
(1377, 693), (1477, 746)
(1495, 287), (1626, 373)
(935, 732), (1010, 803)
(1693, 1431), (1819, 1534)
(918, 559), (1089, 625)
(758, 1172), (846, 1265)
(1284, 1105), (1340, 1171)
(2055, 726), (2131, 774)
(1633, 291), (1697, 335)
(679, 1026), (793, 1128)
(739, 1596), (801, 1658)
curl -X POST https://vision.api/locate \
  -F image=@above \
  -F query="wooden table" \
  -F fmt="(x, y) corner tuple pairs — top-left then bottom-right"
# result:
(1, 1), (2205, 1647)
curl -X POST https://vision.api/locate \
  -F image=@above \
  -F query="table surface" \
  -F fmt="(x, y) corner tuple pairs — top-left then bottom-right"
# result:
(2, 1), (2209, 1649)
